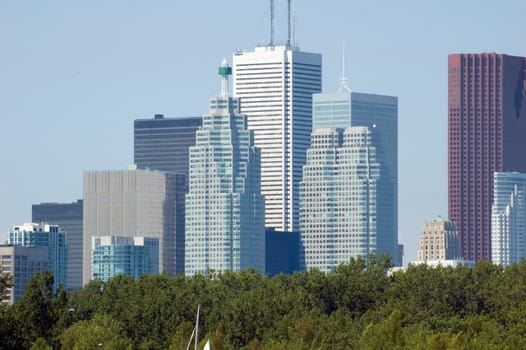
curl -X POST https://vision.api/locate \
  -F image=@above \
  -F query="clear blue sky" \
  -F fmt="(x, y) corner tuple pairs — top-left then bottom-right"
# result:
(1, 0), (524, 263)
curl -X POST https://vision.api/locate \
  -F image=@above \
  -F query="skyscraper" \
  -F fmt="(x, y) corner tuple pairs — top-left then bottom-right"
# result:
(417, 215), (461, 262)
(491, 172), (526, 266)
(91, 236), (159, 281)
(83, 167), (182, 284)
(312, 89), (399, 264)
(232, 45), (322, 232)
(185, 60), (265, 276)
(448, 53), (526, 261)
(134, 114), (202, 189)
(32, 200), (83, 290)
(8, 223), (67, 292)
(300, 127), (385, 273)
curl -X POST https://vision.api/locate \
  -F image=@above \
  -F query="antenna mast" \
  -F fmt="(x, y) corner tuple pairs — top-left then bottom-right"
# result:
(291, 0), (295, 47)
(270, 0), (274, 46)
(287, 0), (291, 47)
(339, 40), (351, 92)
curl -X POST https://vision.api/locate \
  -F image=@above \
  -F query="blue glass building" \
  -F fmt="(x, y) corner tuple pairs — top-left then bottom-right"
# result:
(32, 200), (83, 290)
(312, 89), (399, 265)
(265, 228), (300, 277)
(8, 223), (67, 292)
(300, 127), (383, 272)
(185, 60), (265, 276)
(134, 114), (201, 189)
(91, 236), (159, 281)
(491, 172), (526, 266)
(0, 246), (48, 304)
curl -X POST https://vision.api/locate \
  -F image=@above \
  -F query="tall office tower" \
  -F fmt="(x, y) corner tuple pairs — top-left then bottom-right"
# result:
(134, 114), (202, 189)
(92, 236), (159, 281)
(312, 88), (399, 265)
(8, 223), (67, 292)
(300, 127), (386, 273)
(232, 45), (322, 232)
(0, 246), (48, 304)
(185, 60), (265, 277)
(32, 200), (83, 290)
(491, 172), (526, 266)
(83, 167), (183, 285)
(448, 53), (526, 261)
(417, 215), (461, 262)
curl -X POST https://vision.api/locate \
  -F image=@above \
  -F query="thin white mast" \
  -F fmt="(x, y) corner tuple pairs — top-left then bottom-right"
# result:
(339, 40), (351, 93)
(195, 304), (200, 350)
(287, 0), (291, 47)
(270, 0), (274, 46)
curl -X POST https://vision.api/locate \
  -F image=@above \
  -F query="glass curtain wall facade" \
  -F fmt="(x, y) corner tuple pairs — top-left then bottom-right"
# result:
(91, 236), (159, 281)
(300, 127), (381, 273)
(233, 46), (322, 232)
(312, 91), (399, 264)
(185, 92), (265, 276)
(491, 172), (526, 266)
(32, 200), (83, 290)
(0, 246), (48, 304)
(8, 223), (67, 292)
(134, 115), (202, 190)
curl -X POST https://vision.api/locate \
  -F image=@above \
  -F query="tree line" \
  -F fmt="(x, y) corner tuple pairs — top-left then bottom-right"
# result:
(1, 256), (526, 349)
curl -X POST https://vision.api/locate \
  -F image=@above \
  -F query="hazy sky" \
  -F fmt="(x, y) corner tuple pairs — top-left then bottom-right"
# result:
(1, 0), (524, 263)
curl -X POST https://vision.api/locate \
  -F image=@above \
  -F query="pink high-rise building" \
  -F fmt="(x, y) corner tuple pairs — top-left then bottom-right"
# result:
(448, 53), (526, 261)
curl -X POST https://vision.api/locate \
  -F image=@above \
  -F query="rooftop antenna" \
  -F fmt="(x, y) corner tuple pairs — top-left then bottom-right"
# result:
(339, 40), (351, 93)
(291, 0), (296, 47)
(287, 0), (291, 47)
(270, 0), (274, 46)
(218, 58), (232, 97)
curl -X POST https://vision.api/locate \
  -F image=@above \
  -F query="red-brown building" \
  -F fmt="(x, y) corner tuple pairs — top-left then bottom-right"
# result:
(448, 53), (526, 261)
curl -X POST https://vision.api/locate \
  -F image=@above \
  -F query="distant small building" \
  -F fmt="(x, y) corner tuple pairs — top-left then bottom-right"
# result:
(0, 245), (48, 304)
(91, 236), (159, 281)
(265, 228), (300, 277)
(417, 215), (462, 261)
(413, 259), (474, 268)
(8, 223), (67, 292)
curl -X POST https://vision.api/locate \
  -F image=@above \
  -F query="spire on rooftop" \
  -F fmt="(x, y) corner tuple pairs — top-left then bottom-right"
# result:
(338, 40), (351, 93)
(218, 58), (232, 97)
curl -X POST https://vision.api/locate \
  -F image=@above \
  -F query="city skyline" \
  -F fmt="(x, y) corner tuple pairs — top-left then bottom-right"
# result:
(1, 1), (525, 263)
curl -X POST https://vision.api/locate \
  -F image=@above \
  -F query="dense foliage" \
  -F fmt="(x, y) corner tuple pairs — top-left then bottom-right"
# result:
(2, 257), (526, 349)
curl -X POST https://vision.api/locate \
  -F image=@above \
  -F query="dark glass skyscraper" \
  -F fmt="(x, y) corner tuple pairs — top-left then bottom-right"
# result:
(32, 200), (83, 290)
(134, 114), (202, 189)
(448, 53), (526, 261)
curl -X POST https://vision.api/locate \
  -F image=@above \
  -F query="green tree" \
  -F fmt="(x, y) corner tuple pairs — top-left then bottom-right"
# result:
(30, 337), (52, 350)
(15, 271), (58, 346)
(169, 322), (194, 350)
(359, 309), (405, 350)
(59, 314), (132, 350)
